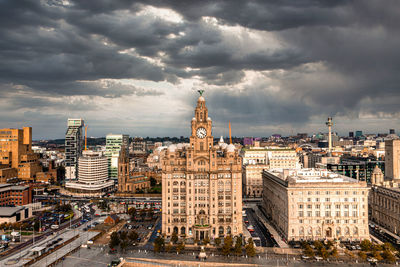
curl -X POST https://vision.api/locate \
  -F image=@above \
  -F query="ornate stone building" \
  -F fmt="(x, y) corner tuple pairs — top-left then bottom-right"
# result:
(369, 140), (400, 234)
(262, 168), (369, 242)
(118, 148), (150, 193)
(161, 92), (243, 241)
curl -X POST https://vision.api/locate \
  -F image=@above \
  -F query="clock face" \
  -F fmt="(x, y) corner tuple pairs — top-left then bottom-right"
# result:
(196, 127), (207, 138)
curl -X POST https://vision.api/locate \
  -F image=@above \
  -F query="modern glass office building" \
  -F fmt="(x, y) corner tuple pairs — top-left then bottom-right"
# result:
(105, 134), (129, 180)
(65, 118), (84, 181)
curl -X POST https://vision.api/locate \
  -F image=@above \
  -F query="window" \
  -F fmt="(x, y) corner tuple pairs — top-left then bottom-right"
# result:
(299, 211), (304, 217)
(325, 198), (330, 202)
(307, 211), (312, 217)
(325, 211), (330, 217)
(307, 205), (312, 209)
(299, 204), (303, 209)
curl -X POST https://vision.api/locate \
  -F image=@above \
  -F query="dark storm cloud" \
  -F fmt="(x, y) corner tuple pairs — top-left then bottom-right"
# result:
(1, 0), (400, 137)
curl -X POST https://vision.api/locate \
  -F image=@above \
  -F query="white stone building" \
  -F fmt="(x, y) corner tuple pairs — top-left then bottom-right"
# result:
(262, 168), (369, 242)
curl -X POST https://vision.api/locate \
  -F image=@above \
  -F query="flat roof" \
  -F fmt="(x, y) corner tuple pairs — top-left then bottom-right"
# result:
(0, 207), (25, 217)
(266, 168), (360, 184)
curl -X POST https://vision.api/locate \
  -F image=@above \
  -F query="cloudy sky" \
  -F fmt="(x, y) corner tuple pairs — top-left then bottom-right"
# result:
(1, 0), (400, 139)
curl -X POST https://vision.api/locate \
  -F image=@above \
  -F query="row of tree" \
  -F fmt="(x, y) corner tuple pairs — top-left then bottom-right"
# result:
(154, 235), (256, 257)
(109, 230), (139, 252)
(358, 239), (397, 263)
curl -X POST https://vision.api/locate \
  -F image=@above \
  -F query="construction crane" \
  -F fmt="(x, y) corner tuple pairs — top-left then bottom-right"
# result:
(85, 125), (88, 151)
(229, 121), (232, 144)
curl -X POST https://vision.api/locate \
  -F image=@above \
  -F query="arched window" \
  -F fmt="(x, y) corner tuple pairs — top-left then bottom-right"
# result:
(173, 226), (178, 234)
(181, 226), (186, 235)
(219, 226), (224, 236)
(227, 226), (231, 235)
(336, 227), (341, 236)
(316, 227), (321, 236)
(299, 227), (304, 236)
(345, 227), (350, 235)
(307, 227), (312, 236)
(353, 227), (358, 235)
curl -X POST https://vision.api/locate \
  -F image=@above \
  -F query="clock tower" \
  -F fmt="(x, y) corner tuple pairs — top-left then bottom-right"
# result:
(190, 93), (213, 152)
(161, 91), (243, 241)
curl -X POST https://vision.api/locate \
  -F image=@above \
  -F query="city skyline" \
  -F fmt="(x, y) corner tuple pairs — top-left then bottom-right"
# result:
(1, 1), (400, 139)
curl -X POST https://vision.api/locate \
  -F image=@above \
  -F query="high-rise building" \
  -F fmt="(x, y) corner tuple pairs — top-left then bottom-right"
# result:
(65, 150), (114, 196)
(262, 168), (369, 241)
(349, 132), (354, 138)
(390, 129), (396, 135)
(385, 139), (400, 182)
(355, 131), (363, 138)
(0, 127), (41, 181)
(105, 134), (129, 180)
(162, 92), (243, 241)
(65, 118), (84, 181)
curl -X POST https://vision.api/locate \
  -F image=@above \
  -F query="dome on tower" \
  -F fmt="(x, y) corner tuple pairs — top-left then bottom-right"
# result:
(198, 96), (205, 102)
(168, 144), (177, 152)
(227, 144), (235, 152)
(220, 143), (228, 149)
(372, 165), (383, 174)
(192, 117), (196, 121)
(207, 117), (211, 121)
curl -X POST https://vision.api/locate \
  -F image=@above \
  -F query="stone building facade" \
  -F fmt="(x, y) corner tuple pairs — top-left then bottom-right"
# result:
(369, 140), (400, 234)
(161, 93), (243, 241)
(262, 168), (369, 242)
(118, 148), (151, 193)
(241, 146), (300, 197)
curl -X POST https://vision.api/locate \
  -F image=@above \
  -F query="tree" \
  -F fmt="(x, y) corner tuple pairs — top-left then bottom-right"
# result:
(382, 249), (396, 263)
(303, 245), (315, 257)
(234, 236), (243, 256)
(128, 231), (139, 244)
(109, 232), (120, 249)
(358, 251), (367, 261)
(313, 240), (323, 250)
(119, 231), (128, 241)
(120, 239), (129, 252)
(215, 238), (221, 247)
(166, 243), (173, 253)
(171, 231), (178, 244)
(176, 242), (185, 254)
(221, 235), (233, 256)
(326, 240), (334, 249)
(150, 177), (157, 187)
(319, 247), (329, 260)
(360, 239), (372, 251)
(382, 242), (395, 252)
(330, 248), (338, 259)
(372, 250), (383, 261)
(245, 238), (256, 257)
(153, 236), (165, 253)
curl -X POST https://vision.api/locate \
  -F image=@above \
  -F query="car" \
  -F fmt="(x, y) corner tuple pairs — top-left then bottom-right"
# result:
(57, 238), (63, 242)
(83, 228), (88, 231)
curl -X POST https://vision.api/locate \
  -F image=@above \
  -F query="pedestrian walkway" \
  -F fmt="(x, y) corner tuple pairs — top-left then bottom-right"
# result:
(255, 208), (288, 248)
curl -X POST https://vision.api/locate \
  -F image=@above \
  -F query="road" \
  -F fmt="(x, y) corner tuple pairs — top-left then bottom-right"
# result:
(142, 218), (161, 250)
(245, 208), (277, 247)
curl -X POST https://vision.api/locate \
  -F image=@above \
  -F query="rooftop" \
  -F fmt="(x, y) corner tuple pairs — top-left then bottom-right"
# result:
(266, 168), (360, 184)
(0, 206), (25, 217)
